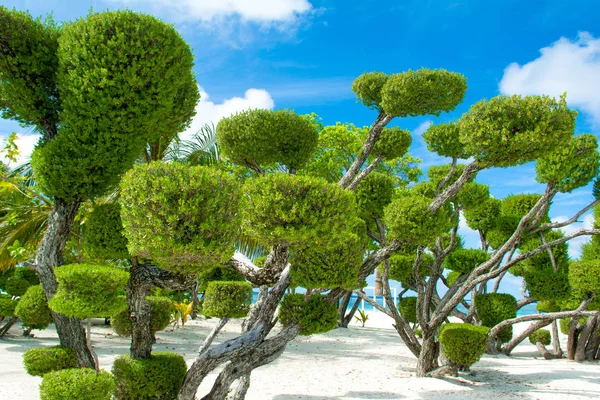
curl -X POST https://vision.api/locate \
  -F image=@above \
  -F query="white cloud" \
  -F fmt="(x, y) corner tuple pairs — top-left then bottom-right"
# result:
(180, 87), (275, 141)
(113, 0), (313, 23)
(458, 213), (481, 250)
(0, 133), (40, 167)
(499, 32), (600, 125)
(552, 213), (594, 259)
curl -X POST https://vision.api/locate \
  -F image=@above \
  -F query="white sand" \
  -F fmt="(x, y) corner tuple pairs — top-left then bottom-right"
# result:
(1, 312), (599, 399)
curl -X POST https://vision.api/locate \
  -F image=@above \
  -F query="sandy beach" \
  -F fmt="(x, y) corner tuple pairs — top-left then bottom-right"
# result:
(1, 312), (599, 400)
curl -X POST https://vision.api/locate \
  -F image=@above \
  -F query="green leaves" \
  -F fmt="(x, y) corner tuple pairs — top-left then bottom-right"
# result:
(278, 294), (337, 335)
(569, 260), (600, 297)
(474, 293), (516, 343)
(217, 109), (319, 171)
(83, 203), (129, 260)
(423, 122), (470, 159)
(202, 281), (253, 319)
(15, 284), (52, 330)
(355, 172), (396, 221)
(351, 72), (389, 109)
(49, 264), (129, 320)
(29, 10), (199, 201)
(438, 323), (489, 368)
(445, 249), (489, 274)
(380, 69), (467, 117)
(371, 127), (412, 160)
(536, 133), (600, 193)
(459, 94), (577, 167)
(529, 329), (551, 346)
(241, 173), (358, 247)
(120, 162), (240, 272)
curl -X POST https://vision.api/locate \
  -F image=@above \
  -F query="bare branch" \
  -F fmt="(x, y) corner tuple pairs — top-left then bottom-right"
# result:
(435, 157), (457, 197)
(347, 154), (384, 191)
(531, 199), (600, 234)
(428, 161), (482, 213)
(227, 245), (289, 286)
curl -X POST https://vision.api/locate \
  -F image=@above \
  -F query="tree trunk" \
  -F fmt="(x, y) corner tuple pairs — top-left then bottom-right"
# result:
(337, 291), (361, 328)
(551, 320), (563, 358)
(0, 316), (18, 337)
(575, 314), (599, 362)
(567, 318), (580, 360)
(374, 267), (383, 296)
(191, 281), (199, 320)
(227, 375), (250, 400)
(416, 331), (439, 377)
(128, 262), (153, 359)
(35, 198), (95, 369)
(502, 319), (552, 356)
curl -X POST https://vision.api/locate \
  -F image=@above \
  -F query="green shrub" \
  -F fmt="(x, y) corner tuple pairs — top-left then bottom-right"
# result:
(438, 323), (489, 368)
(463, 197), (501, 233)
(445, 249), (489, 274)
(217, 109), (318, 171)
(529, 329), (551, 346)
(423, 122), (469, 159)
(241, 173), (358, 247)
(111, 296), (173, 336)
(399, 297), (418, 324)
(569, 260), (600, 297)
(15, 285), (52, 329)
(120, 162), (240, 273)
(371, 127), (412, 160)
(446, 271), (461, 287)
(84, 203), (129, 259)
(536, 300), (560, 313)
(387, 252), (433, 283)
(355, 172), (396, 220)
(474, 293), (517, 343)
(39, 368), (114, 400)
(0, 294), (17, 317)
(23, 346), (77, 377)
(4, 277), (32, 296)
(278, 293), (337, 335)
(49, 264), (129, 319)
(197, 265), (244, 293)
(112, 352), (187, 400)
(202, 281), (253, 319)
(351, 71), (388, 109)
(525, 270), (571, 301)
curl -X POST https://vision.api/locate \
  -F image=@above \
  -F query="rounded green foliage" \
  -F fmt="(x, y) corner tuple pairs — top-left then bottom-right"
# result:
(23, 346), (77, 377)
(217, 109), (318, 171)
(463, 197), (501, 233)
(0, 7), (60, 132)
(120, 162), (240, 272)
(529, 329), (551, 346)
(525, 270), (571, 301)
(569, 260), (600, 297)
(0, 294), (17, 317)
(446, 271), (461, 287)
(40, 368), (114, 400)
(290, 227), (364, 290)
(202, 281), (253, 319)
(31, 10), (198, 201)
(384, 193), (451, 245)
(427, 164), (468, 192)
(197, 265), (245, 293)
(502, 194), (546, 221)
(111, 296), (173, 337)
(438, 323), (489, 368)
(4, 278), (31, 296)
(536, 300), (560, 313)
(84, 203), (129, 259)
(423, 122), (470, 159)
(398, 296), (418, 324)
(445, 249), (489, 274)
(380, 69), (467, 117)
(456, 183), (490, 210)
(387, 252), (433, 283)
(355, 172), (396, 220)
(15, 285), (52, 329)
(241, 173), (358, 247)
(112, 352), (187, 400)
(459, 94), (577, 168)
(371, 127), (412, 160)
(351, 72), (389, 109)
(278, 293), (337, 335)
(49, 264), (129, 319)
(519, 231), (569, 272)
(474, 293), (517, 343)
(536, 133), (599, 193)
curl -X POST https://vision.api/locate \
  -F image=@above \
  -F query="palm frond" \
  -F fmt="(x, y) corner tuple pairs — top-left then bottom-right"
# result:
(168, 123), (220, 166)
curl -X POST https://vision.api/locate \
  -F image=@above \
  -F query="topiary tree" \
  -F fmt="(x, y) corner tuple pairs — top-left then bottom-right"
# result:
(438, 323), (489, 372)
(278, 294), (338, 335)
(474, 293), (517, 347)
(15, 284), (53, 330)
(0, 7), (199, 368)
(23, 346), (77, 377)
(39, 368), (115, 400)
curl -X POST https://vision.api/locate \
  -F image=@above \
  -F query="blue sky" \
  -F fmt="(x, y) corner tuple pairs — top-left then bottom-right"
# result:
(2, 0), (600, 297)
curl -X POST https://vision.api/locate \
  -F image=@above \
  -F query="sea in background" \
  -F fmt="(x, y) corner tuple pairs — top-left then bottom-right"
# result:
(250, 292), (538, 317)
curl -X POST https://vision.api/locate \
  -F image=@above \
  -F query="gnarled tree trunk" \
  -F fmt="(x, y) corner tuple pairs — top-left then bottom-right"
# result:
(128, 260), (153, 359)
(416, 331), (439, 377)
(35, 198), (95, 369)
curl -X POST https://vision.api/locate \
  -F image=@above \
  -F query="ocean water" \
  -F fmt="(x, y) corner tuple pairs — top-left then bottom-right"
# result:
(252, 292), (538, 317)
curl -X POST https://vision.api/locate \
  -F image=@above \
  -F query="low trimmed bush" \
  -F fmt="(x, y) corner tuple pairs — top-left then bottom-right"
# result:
(536, 299), (560, 313)
(49, 264), (129, 319)
(202, 281), (253, 319)
(398, 297), (418, 324)
(525, 270), (571, 300)
(475, 293), (517, 343)
(39, 368), (114, 400)
(111, 296), (173, 336)
(15, 285), (52, 330)
(112, 352), (187, 400)
(529, 329), (551, 346)
(278, 293), (337, 335)
(445, 249), (489, 274)
(439, 323), (489, 368)
(23, 346), (77, 376)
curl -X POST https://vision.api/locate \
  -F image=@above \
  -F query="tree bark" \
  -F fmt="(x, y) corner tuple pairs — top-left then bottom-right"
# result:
(128, 261), (153, 359)
(416, 332), (439, 377)
(374, 267), (383, 296)
(0, 316), (18, 338)
(502, 319), (551, 356)
(551, 320), (563, 358)
(575, 313), (599, 361)
(35, 198), (96, 369)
